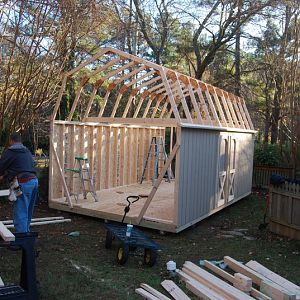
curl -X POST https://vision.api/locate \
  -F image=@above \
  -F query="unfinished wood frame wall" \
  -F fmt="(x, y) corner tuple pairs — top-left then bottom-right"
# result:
(49, 47), (255, 229)
(50, 121), (166, 200)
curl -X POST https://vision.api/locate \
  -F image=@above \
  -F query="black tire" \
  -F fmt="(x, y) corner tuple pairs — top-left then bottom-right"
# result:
(116, 245), (129, 265)
(105, 231), (113, 249)
(144, 248), (157, 267)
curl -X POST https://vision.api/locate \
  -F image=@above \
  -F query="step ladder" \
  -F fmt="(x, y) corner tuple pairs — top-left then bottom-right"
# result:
(140, 136), (174, 185)
(65, 156), (98, 202)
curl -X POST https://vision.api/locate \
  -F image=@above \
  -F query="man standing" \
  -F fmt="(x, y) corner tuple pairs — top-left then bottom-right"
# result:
(0, 132), (38, 233)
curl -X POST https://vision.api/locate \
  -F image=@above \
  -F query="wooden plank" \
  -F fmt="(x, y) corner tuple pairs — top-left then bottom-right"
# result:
(119, 127), (125, 186)
(67, 124), (75, 195)
(203, 260), (271, 300)
(0, 190), (9, 197)
(0, 222), (15, 241)
(84, 79), (103, 118)
(86, 57), (122, 79)
(102, 60), (136, 82)
(235, 96), (250, 129)
(133, 93), (148, 118)
(98, 88), (113, 117)
(246, 260), (300, 299)
(122, 92), (136, 117)
(138, 128), (145, 182)
(6, 219), (71, 228)
(140, 284), (171, 300)
(159, 67), (181, 122)
(132, 128), (139, 183)
(183, 261), (254, 300)
(95, 126), (103, 190)
(65, 48), (112, 77)
(193, 82), (212, 125)
(223, 91), (240, 128)
(173, 75), (193, 123)
(173, 127), (181, 227)
(260, 281), (296, 300)
(143, 95), (156, 118)
(52, 75), (68, 120)
(123, 127), (129, 185)
(230, 95), (245, 128)
(233, 273), (252, 293)
(112, 127), (118, 187)
(160, 100), (170, 119)
(224, 256), (267, 286)
(135, 288), (160, 300)
(203, 260), (234, 282)
(177, 269), (227, 300)
(127, 127), (133, 184)
(185, 80), (203, 124)
(241, 98), (254, 129)
(209, 86), (228, 126)
(126, 70), (156, 87)
(85, 117), (179, 127)
(104, 127), (111, 188)
(136, 144), (179, 224)
(51, 141), (73, 207)
(161, 280), (191, 300)
(186, 280), (227, 300)
(114, 65), (146, 85)
(216, 88), (233, 127)
(2, 217), (65, 225)
(203, 87), (222, 127)
(67, 76), (89, 121)
(111, 92), (125, 117)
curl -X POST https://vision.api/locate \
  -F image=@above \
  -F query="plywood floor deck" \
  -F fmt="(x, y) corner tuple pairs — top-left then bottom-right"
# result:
(49, 180), (176, 232)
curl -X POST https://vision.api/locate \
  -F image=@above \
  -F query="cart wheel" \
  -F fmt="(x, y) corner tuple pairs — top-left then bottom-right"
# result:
(144, 248), (157, 267)
(105, 230), (114, 249)
(116, 245), (129, 265)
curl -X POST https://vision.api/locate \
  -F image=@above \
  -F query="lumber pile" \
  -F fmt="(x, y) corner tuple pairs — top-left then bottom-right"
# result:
(135, 282), (191, 300)
(136, 257), (299, 299)
(174, 257), (299, 300)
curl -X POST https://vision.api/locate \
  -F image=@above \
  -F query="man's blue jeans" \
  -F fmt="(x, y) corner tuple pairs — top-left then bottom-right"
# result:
(13, 178), (39, 233)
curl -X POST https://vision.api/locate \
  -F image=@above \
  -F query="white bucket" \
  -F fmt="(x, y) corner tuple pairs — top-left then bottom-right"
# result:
(166, 260), (176, 271)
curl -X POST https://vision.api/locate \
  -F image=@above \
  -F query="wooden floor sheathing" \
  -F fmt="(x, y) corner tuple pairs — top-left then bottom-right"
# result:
(49, 180), (176, 231)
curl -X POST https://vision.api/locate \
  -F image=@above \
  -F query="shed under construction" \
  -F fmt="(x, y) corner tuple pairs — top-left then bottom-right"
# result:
(49, 47), (256, 232)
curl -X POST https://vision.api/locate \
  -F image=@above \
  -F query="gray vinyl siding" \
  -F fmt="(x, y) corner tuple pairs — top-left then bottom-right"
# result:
(177, 128), (219, 227)
(177, 128), (254, 228)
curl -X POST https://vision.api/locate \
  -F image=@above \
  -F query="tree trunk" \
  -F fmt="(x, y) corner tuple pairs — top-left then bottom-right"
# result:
(234, 0), (242, 96)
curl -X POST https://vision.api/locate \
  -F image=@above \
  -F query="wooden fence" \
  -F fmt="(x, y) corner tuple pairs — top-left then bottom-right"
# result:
(252, 165), (294, 188)
(269, 182), (300, 240)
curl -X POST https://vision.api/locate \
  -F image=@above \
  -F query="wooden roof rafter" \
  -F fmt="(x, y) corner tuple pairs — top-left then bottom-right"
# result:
(53, 47), (254, 131)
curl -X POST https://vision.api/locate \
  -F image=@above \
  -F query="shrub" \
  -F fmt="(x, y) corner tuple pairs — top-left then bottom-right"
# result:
(254, 143), (282, 166)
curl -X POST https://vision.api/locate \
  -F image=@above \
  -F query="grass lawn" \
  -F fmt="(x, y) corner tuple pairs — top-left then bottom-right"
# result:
(0, 190), (299, 299)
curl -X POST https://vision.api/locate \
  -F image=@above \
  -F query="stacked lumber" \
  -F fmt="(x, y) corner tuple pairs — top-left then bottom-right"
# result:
(135, 282), (191, 300)
(175, 257), (299, 300)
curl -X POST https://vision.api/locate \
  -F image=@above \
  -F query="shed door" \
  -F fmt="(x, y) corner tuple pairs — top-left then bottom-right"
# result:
(217, 136), (228, 207)
(217, 135), (237, 207)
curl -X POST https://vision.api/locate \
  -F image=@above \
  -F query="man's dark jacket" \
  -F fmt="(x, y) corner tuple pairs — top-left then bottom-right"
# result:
(0, 143), (36, 182)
